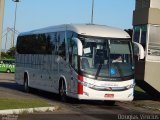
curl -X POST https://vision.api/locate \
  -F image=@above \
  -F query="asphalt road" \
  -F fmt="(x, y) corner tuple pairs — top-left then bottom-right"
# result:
(0, 73), (160, 120)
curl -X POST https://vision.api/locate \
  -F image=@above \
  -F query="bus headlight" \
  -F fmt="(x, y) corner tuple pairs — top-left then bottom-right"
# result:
(126, 83), (135, 89)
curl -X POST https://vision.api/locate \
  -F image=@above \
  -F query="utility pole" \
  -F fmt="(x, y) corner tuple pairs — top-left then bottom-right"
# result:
(0, 0), (4, 59)
(12, 0), (20, 48)
(91, 0), (94, 24)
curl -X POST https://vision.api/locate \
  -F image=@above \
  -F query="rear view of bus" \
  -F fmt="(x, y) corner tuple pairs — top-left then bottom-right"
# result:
(68, 25), (135, 102)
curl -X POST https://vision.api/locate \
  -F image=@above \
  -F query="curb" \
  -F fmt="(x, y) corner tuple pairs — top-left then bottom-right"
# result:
(0, 107), (56, 115)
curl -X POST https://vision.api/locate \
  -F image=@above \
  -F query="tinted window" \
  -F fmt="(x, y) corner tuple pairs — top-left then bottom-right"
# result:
(46, 33), (56, 54)
(17, 34), (53, 54)
(16, 31), (77, 56)
(58, 32), (66, 58)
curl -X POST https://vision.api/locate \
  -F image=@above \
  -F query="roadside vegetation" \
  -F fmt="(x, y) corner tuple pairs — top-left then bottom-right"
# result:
(135, 85), (145, 93)
(0, 98), (52, 110)
(1, 47), (16, 59)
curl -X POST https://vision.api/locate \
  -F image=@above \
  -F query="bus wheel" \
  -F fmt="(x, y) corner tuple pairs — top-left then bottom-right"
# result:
(104, 101), (115, 106)
(6, 69), (11, 73)
(59, 80), (67, 102)
(24, 76), (30, 93)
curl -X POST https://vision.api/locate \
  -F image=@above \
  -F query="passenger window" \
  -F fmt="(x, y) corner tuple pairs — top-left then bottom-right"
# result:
(73, 43), (78, 70)
(58, 32), (66, 59)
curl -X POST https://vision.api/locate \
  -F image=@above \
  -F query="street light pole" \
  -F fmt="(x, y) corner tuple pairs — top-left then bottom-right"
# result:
(5, 29), (8, 53)
(0, 0), (5, 59)
(91, 0), (94, 24)
(12, 0), (20, 48)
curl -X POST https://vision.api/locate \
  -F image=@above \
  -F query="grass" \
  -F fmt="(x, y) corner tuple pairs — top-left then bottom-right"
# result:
(134, 85), (145, 93)
(0, 98), (52, 110)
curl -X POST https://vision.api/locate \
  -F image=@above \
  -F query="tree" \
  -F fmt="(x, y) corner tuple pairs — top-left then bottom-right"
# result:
(1, 52), (10, 59)
(7, 47), (16, 58)
(1, 47), (16, 59)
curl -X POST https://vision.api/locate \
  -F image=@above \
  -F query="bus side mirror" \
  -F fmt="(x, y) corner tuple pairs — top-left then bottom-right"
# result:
(72, 38), (83, 56)
(133, 42), (145, 60)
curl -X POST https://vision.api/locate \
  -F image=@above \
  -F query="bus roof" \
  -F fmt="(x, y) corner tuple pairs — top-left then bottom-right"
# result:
(19, 24), (130, 39)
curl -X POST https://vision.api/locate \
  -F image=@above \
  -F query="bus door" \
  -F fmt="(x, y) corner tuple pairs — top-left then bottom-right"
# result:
(69, 40), (79, 94)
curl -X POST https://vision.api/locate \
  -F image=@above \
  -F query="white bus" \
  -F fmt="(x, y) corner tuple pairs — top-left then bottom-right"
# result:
(15, 24), (136, 104)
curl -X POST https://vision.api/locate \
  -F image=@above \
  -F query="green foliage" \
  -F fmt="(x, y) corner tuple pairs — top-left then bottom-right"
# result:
(1, 47), (16, 59)
(135, 85), (145, 93)
(1, 52), (11, 59)
(7, 47), (16, 58)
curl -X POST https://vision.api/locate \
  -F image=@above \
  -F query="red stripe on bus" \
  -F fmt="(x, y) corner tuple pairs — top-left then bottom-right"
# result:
(78, 75), (83, 94)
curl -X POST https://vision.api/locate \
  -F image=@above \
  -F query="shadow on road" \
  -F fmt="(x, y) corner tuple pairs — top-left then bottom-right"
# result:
(134, 90), (152, 100)
(134, 90), (160, 101)
(0, 81), (24, 92)
(30, 88), (119, 107)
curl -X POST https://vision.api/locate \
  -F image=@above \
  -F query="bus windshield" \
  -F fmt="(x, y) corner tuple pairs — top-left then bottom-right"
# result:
(79, 37), (134, 79)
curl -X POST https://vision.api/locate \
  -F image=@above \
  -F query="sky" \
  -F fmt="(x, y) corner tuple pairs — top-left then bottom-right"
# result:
(2, 0), (135, 49)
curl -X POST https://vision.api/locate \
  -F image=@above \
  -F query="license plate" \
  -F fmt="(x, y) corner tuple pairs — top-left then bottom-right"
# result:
(104, 94), (114, 98)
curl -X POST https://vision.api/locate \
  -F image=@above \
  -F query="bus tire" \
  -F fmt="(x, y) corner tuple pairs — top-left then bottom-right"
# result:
(24, 74), (30, 93)
(59, 79), (67, 102)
